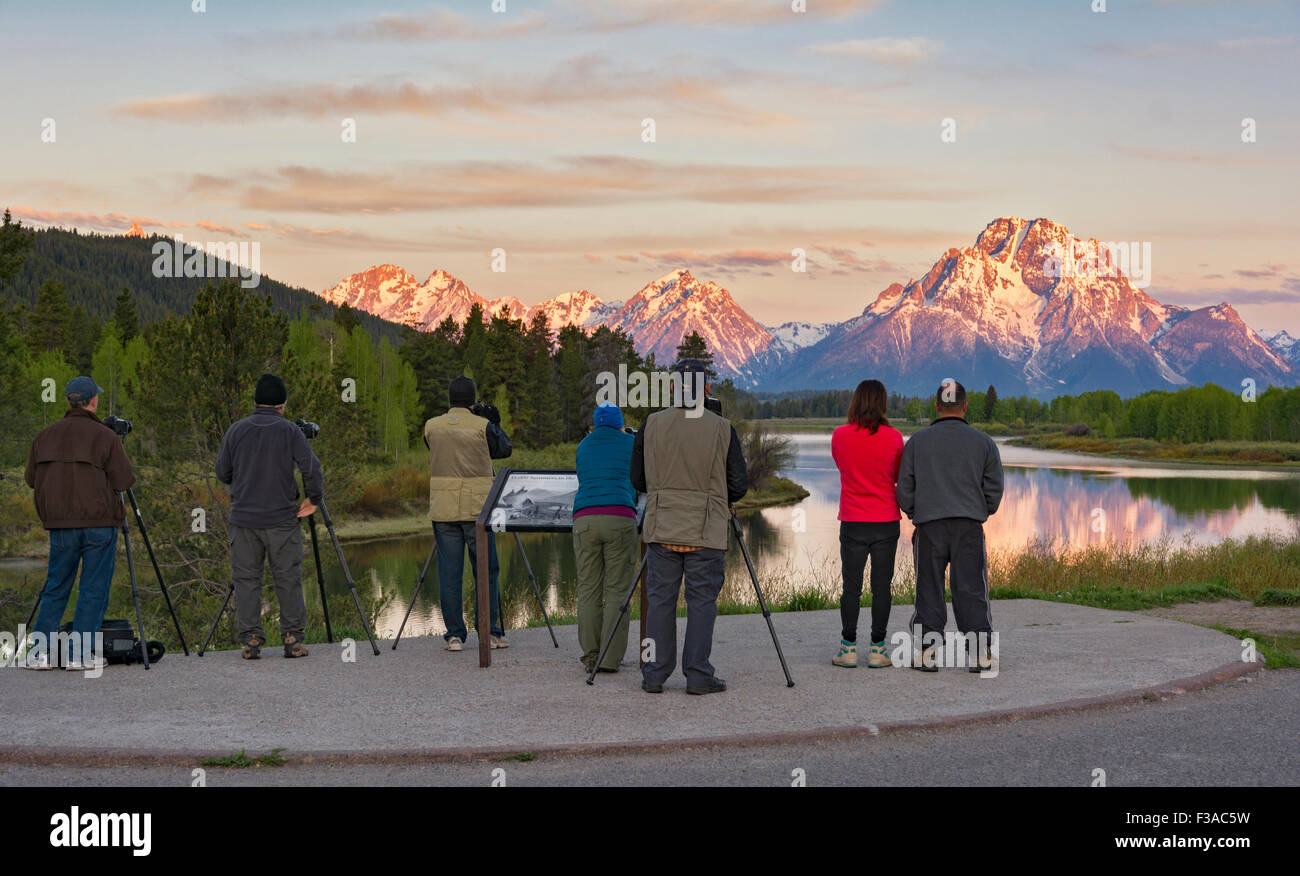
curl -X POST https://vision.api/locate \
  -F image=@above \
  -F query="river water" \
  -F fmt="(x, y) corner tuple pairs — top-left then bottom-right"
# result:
(327, 434), (1300, 639)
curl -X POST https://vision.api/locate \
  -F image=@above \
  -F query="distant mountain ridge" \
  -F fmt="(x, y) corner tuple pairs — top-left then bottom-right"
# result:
(316, 216), (1297, 396)
(3, 226), (407, 343)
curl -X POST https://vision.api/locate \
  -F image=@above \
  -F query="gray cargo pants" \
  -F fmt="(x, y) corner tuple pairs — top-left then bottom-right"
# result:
(909, 517), (993, 645)
(642, 543), (726, 687)
(230, 521), (307, 646)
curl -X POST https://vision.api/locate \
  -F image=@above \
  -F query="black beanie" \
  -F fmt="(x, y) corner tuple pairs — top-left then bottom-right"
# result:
(254, 373), (288, 406)
(449, 375), (476, 407)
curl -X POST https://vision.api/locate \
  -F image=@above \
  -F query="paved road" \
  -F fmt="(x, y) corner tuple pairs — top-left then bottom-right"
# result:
(4, 670), (1294, 787)
(0, 601), (1250, 756)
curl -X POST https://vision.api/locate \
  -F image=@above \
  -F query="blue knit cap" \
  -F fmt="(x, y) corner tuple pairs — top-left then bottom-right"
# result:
(593, 403), (623, 429)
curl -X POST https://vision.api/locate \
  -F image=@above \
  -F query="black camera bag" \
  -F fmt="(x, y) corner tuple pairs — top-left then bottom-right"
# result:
(57, 619), (164, 664)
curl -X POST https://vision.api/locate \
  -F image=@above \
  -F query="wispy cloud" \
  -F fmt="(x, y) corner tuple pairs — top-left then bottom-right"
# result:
(563, 0), (878, 31)
(339, 8), (548, 40)
(806, 37), (942, 65)
(115, 55), (796, 128)
(185, 158), (977, 214)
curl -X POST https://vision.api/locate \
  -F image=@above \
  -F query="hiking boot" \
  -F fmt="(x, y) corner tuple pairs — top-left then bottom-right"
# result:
(912, 646), (939, 672)
(866, 641), (891, 668)
(490, 635), (510, 649)
(968, 649), (996, 674)
(687, 676), (727, 695)
(23, 651), (52, 670)
(580, 655), (596, 673)
(282, 633), (309, 658)
(641, 678), (664, 693)
(832, 640), (858, 668)
(444, 636), (463, 652)
(241, 637), (262, 660)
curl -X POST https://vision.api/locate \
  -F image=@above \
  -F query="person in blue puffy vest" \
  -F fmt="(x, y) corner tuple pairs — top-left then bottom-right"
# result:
(572, 403), (639, 673)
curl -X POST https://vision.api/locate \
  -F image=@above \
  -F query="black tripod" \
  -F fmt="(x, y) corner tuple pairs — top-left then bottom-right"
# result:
(22, 487), (188, 670)
(586, 512), (794, 687)
(392, 529), (557, 649)
(198, 499), (380, 657)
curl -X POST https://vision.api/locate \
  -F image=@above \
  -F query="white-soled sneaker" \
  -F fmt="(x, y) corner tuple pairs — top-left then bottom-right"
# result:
(490, 635), (510, 650)
(444, 637), (463, 652)
(23, 651), (52, 670)
(65, 656), (107, 672)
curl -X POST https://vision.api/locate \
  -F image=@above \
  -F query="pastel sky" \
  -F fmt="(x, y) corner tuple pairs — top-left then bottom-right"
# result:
(2, 0), (1298, 333)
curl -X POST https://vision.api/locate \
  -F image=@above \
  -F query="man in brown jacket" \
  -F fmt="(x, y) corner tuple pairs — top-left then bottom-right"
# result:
(24, 376), (135, 670)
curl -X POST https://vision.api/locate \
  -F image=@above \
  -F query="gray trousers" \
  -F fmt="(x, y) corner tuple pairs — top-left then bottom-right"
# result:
(230, 521), (306, 646)
(909, 518), (993, 643)
(642, 543), (726, 686)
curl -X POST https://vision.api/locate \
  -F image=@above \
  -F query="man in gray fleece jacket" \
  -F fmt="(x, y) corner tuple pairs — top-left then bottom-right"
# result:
(896, 380), (1003, 670)
(215, 374), (324, 660)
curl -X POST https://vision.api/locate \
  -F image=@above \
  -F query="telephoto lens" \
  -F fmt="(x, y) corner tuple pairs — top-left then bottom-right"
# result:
(102, 415), (133, 436)
(294, 418), (320, 440)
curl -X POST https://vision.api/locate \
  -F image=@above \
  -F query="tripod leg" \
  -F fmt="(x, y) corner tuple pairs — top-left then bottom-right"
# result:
(393, 539), (436, 650)
(318, 502), (380, 655)
(120, 515), (150, 670)
(198, 585), (235, 657)
(730, 514), (794, 688)
(586, 550), (649, 685)
(126, 489), (189, 655)
(307, 514), (333, 643)
(512, 531), (556, 647)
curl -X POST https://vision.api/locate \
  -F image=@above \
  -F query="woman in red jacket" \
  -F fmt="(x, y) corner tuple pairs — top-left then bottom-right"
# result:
(830, 379), (904, 668)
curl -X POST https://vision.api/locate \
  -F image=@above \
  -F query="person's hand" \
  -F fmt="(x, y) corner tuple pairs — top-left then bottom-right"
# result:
(296, 499), (318, 518)
(473, 403), (501, 425)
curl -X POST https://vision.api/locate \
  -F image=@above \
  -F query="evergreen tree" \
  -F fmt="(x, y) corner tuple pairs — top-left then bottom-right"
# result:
(29, 279), (72, 353)
(674, 330), (716, 377)
(333, 302), (359, 334)
(984, 385), (998, 422)
(112, 287), (140, 342)
(0, 208), (34, 287)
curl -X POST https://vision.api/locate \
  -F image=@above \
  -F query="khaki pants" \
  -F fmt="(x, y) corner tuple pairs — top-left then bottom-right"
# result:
(573, 514), (639, 670)
(230, 521), (306, 646)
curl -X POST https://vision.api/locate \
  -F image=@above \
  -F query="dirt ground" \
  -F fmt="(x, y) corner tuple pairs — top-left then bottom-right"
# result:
(1140, 599), (1300, 637)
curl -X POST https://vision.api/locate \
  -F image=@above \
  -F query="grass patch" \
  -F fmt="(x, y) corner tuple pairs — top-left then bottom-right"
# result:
(732, 475), (810, 511)
(201, 747), (289, 768)
(989, 580), (1244, 611)
(1008, 434), (1300, 466)
(495, 752), (537, 762)
(1212, 627), (1300, 669)
(1255, 588), (1300, 607)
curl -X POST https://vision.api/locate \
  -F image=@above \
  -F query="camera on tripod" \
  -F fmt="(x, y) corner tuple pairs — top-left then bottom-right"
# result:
(294, 418), (320, 440)
(102, 415), (132, 437)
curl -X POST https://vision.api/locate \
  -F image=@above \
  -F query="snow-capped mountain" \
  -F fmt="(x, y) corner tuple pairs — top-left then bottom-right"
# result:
(317, 220), (1296, 395)
(760, 217), (1296, 395)
(320, 265), (536, 330)
(1261, 330), (1300, 366)
(604, 269), (774, 378)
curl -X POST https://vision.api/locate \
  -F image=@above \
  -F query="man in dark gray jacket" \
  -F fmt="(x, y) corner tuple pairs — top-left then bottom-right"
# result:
(896, 380), (1003, 671)
(215, 374), (324, 660)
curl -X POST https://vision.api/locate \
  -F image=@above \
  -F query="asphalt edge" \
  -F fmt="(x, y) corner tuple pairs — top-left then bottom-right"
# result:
(0, 659), (1266, 769)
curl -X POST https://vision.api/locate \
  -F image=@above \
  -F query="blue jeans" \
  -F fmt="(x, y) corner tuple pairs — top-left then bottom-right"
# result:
(434, 522), (503, 641)
(33, 526), (118, 661)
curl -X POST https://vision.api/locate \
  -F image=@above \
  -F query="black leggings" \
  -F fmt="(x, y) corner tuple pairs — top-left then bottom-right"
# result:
(839, 520), (900, 644)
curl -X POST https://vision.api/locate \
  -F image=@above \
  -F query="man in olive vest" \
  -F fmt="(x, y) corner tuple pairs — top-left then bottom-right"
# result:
(631, 360), (748, 695)
(425, 376), (512, 651)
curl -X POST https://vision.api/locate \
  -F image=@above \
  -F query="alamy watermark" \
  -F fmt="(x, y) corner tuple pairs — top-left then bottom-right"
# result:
(595, 365), (708, 418)
(1041, 239), (1152, 289)
(151, 234), (261, 288)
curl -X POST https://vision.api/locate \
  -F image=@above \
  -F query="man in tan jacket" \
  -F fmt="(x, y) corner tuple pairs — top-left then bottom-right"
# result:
(630, 360), (748, 695)
(424, 376), (512, 651)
